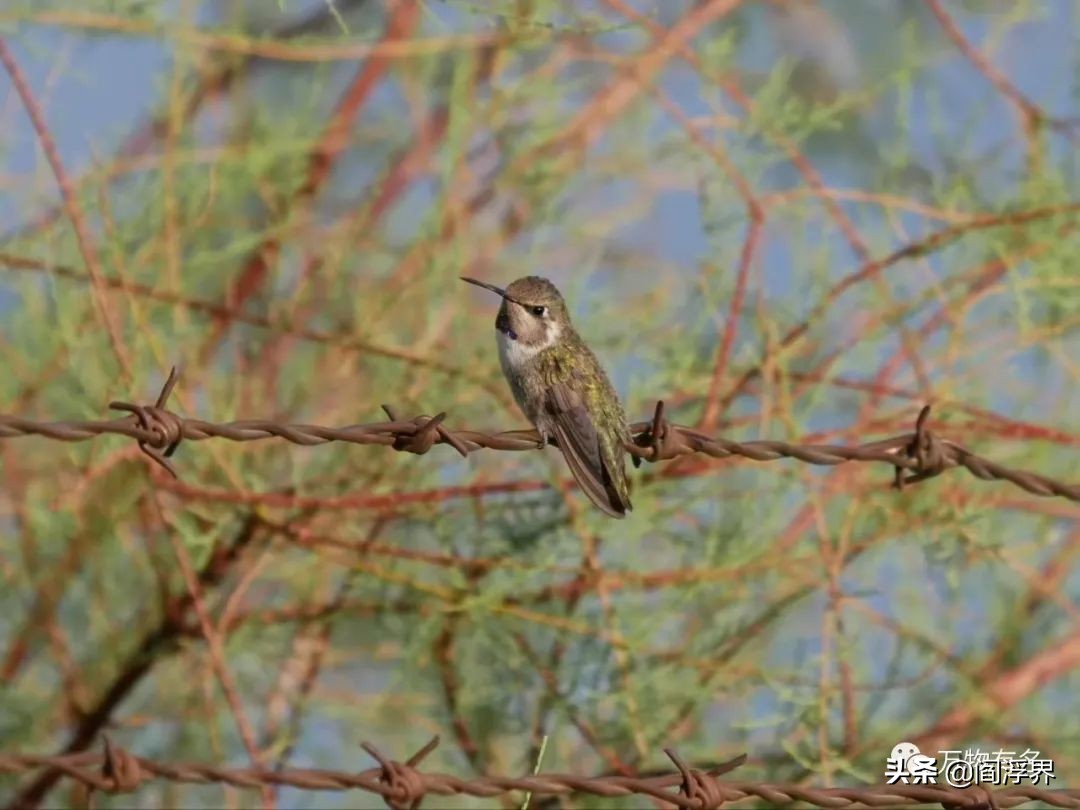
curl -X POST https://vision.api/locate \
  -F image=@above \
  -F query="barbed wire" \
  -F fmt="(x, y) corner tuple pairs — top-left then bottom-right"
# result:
(1, 735), (1077, 809)
(0, 368), (1076, 504)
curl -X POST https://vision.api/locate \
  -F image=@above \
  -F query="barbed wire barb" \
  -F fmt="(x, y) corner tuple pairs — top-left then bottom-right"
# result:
(360, 736), (441, 810)
(108, 365), (184, 477)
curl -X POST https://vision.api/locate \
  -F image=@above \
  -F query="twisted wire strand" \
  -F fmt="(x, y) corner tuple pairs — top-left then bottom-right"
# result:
(0, 369), (1075, 503)
(0, 740), (1076, 809)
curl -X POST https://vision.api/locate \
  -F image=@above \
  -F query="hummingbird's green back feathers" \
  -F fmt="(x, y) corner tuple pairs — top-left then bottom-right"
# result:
(535, 335), (632, 518)
(546, 381), (631, 518)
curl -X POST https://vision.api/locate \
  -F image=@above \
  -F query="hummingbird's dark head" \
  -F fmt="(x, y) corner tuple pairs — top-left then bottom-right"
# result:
(461, 275), (570, 350)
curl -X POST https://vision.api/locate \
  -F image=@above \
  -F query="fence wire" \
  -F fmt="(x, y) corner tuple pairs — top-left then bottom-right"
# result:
(0, 369), (1076, 504)
(0, 736), (1076, 809)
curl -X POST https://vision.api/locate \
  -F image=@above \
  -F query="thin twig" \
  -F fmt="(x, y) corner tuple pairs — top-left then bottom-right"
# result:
(0, 38), (133, 379)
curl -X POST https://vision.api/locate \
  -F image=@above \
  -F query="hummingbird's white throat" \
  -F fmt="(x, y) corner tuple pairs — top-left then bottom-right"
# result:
(497, 318), (561, 370)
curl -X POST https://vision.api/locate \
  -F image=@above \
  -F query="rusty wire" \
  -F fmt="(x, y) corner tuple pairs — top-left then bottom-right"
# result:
(0, 368), (1076, 504)
(0, 736), (1076, 809)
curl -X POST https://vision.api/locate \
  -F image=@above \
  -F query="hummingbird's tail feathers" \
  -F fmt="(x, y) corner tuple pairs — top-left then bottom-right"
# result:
(552, 419), (627, 518)
(600, 456), (633, 515)
(544, 382), (631, 519)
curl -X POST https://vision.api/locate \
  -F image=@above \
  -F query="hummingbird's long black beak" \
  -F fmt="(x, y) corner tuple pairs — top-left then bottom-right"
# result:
(460, 276), (508, 299)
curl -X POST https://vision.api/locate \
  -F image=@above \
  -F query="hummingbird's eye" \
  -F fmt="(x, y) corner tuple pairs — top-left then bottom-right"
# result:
(531, 306), (547, 317)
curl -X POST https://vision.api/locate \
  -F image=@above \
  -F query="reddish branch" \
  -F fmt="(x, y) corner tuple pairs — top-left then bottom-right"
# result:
(1, 1), (372, 244)
(0, 39), (132, 378)
(717, 202), (1080, 413)
(198, 0), (422, 364)
(924, 0), (1075, 137)
(598, 0), (936, 431)
(150, 495), (274, 808)
(915, 623), (1080, 754)
(637, 73), (766, 433)
(10, 516), (261, 809)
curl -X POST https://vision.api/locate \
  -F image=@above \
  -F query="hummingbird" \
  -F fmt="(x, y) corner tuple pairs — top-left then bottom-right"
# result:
(461, 275), (633, 518)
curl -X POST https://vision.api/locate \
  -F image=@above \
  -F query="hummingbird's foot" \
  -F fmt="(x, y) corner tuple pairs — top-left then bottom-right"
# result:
(536, 435), (548, 450)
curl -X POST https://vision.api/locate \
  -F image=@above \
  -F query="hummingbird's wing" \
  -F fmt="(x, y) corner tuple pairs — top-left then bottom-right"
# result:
(546, 383), (631, 519)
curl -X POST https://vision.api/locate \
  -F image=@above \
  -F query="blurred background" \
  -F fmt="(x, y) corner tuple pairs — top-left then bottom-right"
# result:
(0, 0), (1078, 807)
